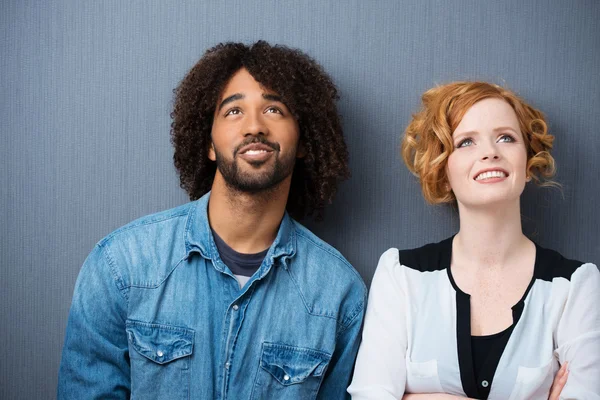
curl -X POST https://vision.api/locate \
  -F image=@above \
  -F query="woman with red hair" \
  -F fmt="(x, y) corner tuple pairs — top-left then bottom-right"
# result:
(348, 82), (599, 399)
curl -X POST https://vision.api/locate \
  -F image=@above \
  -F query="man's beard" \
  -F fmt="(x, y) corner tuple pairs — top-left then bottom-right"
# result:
(213, 138), (297, 194)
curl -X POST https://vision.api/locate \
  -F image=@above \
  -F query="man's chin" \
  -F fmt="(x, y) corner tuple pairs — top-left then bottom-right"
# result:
(217, 156), (294, 194)
(225, 182), (276, 194)
(224, 171), (291, 194)
(243, 159), (270, 168)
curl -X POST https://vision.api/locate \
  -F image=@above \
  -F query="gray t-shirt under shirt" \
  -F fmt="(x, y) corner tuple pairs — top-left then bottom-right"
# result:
(211, 229), (268, 288)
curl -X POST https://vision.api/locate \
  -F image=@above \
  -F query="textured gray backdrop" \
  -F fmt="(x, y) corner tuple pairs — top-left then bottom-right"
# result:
(2, 0), (599, 398)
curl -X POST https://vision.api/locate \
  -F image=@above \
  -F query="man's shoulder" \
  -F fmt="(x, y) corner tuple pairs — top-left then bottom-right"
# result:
(92, 202), (197, 285)
(292, 221), (359, 278)
(99, 202), (194, 246)
(289, 221), (367, 318)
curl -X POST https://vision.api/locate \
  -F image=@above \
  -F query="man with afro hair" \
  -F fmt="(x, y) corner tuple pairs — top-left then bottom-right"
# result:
(58, 41), (366, 399)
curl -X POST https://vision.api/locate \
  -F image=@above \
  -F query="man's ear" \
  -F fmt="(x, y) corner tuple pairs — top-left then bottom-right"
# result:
(296, 141), (306, 159)
(208, 142), (216, 161)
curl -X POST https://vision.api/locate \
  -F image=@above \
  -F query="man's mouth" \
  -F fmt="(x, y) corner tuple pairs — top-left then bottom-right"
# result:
(234, 140), (279, 163)
(234, 137), (280, 156)
(237, 143), (275, 155)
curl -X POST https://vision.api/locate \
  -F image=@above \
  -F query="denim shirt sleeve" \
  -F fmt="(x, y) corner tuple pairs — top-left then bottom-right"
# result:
(317, 295), (366, 400)
(58, 243), (130, 399)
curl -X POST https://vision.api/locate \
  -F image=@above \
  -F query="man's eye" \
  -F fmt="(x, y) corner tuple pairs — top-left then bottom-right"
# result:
(498, 135), (515, 143)
(225, 109), (241, 116)
(457, 138), (473, 148)
(265, 107), (282, 114)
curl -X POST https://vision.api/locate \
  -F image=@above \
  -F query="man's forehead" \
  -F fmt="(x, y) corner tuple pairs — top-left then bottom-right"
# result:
(215, 69), (285, 108)
(217, 93), (285, 112)
(219, 69), (274, 94)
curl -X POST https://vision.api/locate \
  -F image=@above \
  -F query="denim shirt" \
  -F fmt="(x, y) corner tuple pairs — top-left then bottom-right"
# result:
(58, 192), (367, 399)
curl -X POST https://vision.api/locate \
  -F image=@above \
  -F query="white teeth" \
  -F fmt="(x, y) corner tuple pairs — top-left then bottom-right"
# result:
(244, 149), (268, 155)
(475, 170), (507, 181)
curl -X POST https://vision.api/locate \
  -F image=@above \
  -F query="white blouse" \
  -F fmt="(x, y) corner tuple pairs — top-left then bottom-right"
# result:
(348, 238), (600, 399)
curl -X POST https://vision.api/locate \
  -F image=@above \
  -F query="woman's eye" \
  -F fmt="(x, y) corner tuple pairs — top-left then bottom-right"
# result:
(457, 138), (473, 148)
(498, 135), (515, 143)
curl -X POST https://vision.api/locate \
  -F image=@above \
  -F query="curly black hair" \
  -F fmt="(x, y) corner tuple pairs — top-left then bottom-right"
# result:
(171, 41), (349, 220)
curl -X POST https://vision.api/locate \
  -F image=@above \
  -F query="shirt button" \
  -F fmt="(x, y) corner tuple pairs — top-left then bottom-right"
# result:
(232, 304), (239, 311)
(225, 362), (230, 369)
(156, 350), (164, 357)
(481, 380), (489, 388)
(283, 374), (290, 381)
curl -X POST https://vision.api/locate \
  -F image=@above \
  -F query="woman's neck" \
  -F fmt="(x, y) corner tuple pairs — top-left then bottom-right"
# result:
(453, 199), (531, 270)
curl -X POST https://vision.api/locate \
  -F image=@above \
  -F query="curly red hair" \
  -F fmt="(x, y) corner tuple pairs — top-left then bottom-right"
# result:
(401, 82), (556, 204)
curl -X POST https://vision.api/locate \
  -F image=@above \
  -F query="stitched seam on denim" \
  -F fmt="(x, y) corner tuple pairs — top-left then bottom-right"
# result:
(101, 243), (130, 303)
(98, 208), (190, 245)
(127, 256), (188, 289)
(310, 380), (321, 400)
(125, 319), (195, 334)
(184, 199), (200, 255)
(250, 343), (267, 400)
(294, 227), (363, 284)
(126, 321), (195, 363)
(261, 343), (331, 391)
(312, 375), (324, 400)
(208, 235), (226, 271)
(280, 218), (296, 257)
(262, 342), (332, 358)
(336, 295), (365, 338)
(286, 266), (336, 320)
(224, 282), (258, 395)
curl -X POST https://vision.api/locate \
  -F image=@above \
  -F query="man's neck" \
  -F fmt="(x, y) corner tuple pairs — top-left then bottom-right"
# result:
(207, 173), (291, 254)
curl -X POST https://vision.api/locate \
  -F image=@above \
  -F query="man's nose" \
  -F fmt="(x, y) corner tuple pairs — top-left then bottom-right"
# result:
(243, 112), (269, 137)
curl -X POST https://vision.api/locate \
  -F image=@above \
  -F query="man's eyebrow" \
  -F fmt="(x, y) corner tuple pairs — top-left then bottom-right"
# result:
(218, 93), (244, 111)
(263, 93), (284, 103)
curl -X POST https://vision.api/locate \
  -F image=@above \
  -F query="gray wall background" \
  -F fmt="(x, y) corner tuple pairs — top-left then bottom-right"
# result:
(2, 0), (599, 398)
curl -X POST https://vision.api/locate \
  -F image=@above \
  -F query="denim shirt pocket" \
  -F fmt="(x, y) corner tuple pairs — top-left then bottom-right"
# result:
(251, 342), (331, 400)
(126, 320), (195, 400)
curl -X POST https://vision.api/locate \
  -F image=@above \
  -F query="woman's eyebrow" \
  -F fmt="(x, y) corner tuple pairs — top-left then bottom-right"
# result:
(493, 126), (518, 133)
(453, 130), (478, 139)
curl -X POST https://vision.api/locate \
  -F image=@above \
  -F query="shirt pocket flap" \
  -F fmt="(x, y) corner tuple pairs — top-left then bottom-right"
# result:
(126, 320), (195, 365)
(405, 358), (444, 393)
(406, 358), (438, 378)
(259, 342), (331, 386)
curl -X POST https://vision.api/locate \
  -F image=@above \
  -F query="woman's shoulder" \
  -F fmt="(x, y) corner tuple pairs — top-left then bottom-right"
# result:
(387, 236), (453, 273)
(373, 238), (454, 293)
(534, 243), (598, 283)
(375, 236), (453, 278)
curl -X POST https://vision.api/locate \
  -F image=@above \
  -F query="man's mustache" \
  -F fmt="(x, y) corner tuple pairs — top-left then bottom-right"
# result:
(233, 137), (280, 156)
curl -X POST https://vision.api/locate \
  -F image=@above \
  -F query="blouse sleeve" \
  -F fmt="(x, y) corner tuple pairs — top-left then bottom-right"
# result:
(347, 248), (408, 399)
(554, 263), (600, 399)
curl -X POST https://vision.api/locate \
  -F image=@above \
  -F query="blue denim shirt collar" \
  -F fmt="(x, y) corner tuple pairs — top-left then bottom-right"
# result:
(184, 192), (296, 268)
